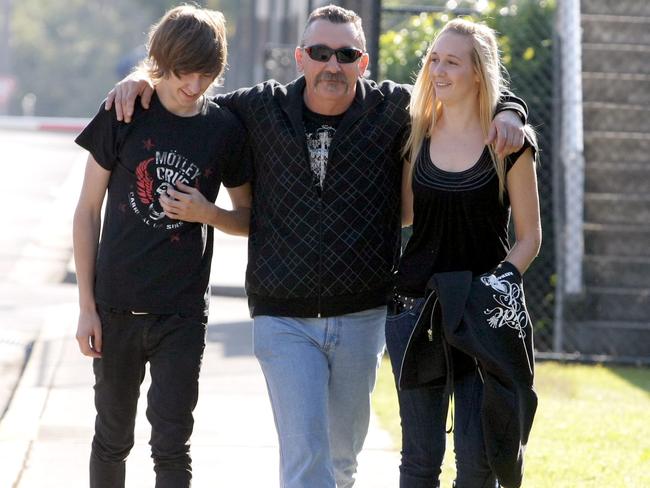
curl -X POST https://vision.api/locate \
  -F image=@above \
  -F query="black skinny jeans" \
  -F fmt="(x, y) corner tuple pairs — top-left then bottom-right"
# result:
(385, 299), (499, 488)
(89, 307), (206, 488)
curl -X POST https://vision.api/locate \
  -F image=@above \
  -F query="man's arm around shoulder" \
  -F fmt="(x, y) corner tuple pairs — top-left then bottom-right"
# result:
(212, 79), (287, 122)
(104, 69), (154, 123)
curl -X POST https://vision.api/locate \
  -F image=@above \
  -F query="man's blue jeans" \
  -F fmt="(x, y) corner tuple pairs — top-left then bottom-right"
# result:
(385, 299), (499, 488)
(89, 307), (206, 488)
(253, 306), (386, 488)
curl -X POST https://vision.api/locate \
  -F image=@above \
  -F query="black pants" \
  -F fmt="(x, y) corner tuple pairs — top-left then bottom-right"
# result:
(89, 308), (206, 488)
(385, 300), (498, 488)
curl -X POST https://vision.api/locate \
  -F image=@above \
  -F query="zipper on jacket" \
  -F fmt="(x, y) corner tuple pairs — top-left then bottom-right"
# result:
(301, 136), (324, 318)
(427, 297), (439, 341)
(398, 291), (435, 387)
(317, 190), (323, 318)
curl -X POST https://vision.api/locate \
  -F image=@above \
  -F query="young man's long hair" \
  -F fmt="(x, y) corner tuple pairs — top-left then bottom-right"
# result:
(145, 5), (228, 84)
(404, 18), (523, 200)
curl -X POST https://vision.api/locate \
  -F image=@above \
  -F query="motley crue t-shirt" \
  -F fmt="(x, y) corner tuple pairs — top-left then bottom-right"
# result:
(75, 93), (250, 316)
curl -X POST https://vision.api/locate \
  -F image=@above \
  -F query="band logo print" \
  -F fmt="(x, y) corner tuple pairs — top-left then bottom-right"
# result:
(129, 150), (201, 230)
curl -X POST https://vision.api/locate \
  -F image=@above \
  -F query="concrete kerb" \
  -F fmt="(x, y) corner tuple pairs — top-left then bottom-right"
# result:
(0, 331), (35, 419)
(0, 121), (86, 486)
(0, 303), (73, 488)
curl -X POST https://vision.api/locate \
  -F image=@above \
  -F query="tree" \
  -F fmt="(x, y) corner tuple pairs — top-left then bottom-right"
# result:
(7, 0), (242, 116)
(379, 0), (556, 89)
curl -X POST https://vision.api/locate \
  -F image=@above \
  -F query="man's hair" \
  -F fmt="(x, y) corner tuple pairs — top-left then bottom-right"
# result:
(145, 5), (227, 82)
(301, 4), (366, 51)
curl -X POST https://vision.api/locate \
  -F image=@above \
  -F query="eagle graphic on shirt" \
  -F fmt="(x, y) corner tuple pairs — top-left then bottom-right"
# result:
(128, 149), (203, 230)
(136, 157), (170, 221)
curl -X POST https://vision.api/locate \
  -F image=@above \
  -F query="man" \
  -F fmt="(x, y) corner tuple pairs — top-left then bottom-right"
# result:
(74, 6), (251, 487)
(106, 6), (526, 487)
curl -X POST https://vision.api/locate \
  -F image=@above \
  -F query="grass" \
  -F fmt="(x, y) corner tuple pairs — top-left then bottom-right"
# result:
(372, 359), (650, 487)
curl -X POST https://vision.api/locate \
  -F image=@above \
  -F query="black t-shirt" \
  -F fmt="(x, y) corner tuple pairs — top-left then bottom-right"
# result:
(75, 93), (251, 316)
(302, 105), (343, 189)
(396, 138), (535, 297)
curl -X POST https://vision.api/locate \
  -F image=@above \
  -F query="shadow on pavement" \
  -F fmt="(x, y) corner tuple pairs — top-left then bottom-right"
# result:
(206, 321), (253, 358)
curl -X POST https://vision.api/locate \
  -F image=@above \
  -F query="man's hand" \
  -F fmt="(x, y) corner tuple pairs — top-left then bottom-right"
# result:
(104, 71), (154, 123)
(76, 309), (103, 358)
(160, 181), (210, 223)
(487, 111), (525, 159)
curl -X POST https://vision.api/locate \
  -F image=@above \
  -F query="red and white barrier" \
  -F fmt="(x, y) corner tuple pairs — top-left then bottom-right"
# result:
(0, 115), (90, 133)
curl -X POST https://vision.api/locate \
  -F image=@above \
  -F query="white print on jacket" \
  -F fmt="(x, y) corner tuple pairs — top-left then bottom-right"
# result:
(480, 273), (528, 338)
(306, 125), (335, 188)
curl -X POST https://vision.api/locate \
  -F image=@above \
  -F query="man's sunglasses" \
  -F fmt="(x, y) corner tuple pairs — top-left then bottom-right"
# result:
(304, 45), (364, 64)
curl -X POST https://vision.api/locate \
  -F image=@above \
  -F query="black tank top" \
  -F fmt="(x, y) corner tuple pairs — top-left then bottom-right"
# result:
(396, 138), (533, 297)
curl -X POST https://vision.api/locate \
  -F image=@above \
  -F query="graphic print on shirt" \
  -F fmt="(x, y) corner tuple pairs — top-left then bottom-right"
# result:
(306, 125), (335, 188)
(130, 149), (202, 230)
(481, 272), (528, 338)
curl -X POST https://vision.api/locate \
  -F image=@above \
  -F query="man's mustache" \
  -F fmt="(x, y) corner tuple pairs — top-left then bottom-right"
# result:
(315, 72), (347, 84)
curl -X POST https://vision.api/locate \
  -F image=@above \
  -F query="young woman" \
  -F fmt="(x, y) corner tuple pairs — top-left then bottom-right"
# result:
(385, 19), (541, 488)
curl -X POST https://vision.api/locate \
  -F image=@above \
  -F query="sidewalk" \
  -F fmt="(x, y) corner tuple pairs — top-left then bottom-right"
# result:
(0, 144), (400, 487)
(0, 287), (399, 487)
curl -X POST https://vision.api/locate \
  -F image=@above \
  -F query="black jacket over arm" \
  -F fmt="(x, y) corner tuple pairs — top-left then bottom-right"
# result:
(401, 261), (537, 488)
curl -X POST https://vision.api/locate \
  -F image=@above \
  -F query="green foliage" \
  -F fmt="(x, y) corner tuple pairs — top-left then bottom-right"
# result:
(379, 0), (556, 87)
(378, 14), (441, 85)
(10, 0), (148, 116)
(7, 0), (241, 116)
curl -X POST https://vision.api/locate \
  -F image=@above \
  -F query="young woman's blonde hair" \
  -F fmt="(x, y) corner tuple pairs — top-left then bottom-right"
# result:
(404, 18), (522, 200)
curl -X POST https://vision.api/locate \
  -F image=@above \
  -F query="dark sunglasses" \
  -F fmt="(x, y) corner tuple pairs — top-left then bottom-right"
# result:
(304, 44), (364, 64)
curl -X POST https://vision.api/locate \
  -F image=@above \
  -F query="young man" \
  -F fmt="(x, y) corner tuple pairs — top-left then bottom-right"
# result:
(106, 6), (527, 488)
(73, 6), (250, 487)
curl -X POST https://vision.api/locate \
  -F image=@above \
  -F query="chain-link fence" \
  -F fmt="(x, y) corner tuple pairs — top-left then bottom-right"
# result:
(379, 0), (650, 364)
(378, 1), (557, 353)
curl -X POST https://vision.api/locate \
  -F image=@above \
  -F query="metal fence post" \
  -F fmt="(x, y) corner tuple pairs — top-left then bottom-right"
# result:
(558, 0), (585, 296)
(552, 22), (565, 354)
